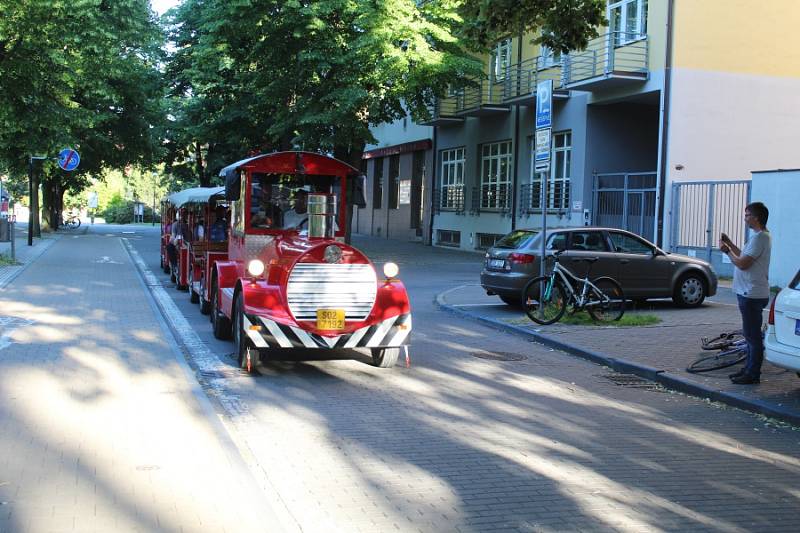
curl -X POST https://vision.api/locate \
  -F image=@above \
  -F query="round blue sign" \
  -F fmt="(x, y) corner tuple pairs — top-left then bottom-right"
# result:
(58, 148), (80, 171)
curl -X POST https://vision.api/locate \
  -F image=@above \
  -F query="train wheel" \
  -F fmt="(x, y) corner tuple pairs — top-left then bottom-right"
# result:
(371, 348), (399, 368)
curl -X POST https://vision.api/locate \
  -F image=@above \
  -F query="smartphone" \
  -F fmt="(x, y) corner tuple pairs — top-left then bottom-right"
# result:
(720, 232), (730, 243)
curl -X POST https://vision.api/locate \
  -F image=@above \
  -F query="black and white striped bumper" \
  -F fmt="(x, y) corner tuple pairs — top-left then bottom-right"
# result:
(241, 313), (412, 350)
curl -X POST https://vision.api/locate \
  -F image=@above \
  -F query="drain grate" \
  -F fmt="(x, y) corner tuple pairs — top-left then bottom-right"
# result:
(471, 351), (527, 362)
(599, 373), (664, 392)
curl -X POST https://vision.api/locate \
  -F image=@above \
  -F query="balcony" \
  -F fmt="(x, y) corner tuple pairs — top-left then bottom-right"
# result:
(419, 98), (465, 127)
(561, 31), (649, 90)
(502, 56), (569, 106)
(456, 79), (511, 117)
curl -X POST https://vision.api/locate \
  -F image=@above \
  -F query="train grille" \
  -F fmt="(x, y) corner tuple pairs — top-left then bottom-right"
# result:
(287, 263), (377, 321)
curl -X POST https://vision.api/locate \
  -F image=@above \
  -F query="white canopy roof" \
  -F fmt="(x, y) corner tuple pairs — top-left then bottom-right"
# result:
(166, 186), (225, 208)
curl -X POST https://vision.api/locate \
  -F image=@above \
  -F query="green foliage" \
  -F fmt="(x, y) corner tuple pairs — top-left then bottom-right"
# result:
(101, 193), (159, 224)
(459, 0), (607, 53)
(163, 0), (485, 169)
(0, 0), (167, 229)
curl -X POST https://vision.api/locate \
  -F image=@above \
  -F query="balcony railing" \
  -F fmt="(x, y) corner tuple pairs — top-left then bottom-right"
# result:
(502, 56), (566, 103)
(471, 184), (512, 216)
(562, 31), (648, 88)
(434, 185), (466, 214)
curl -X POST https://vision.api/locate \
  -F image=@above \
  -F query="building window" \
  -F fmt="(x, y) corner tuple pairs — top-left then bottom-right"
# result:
(388, 155), (400, 209)
(476, 233), (504, 250)
(440, 147), (465, 210)
(530, 131), (571, 210)
(539, 44), (561, 69)
(490, 38), (512, 82)
(372, 157), (383, 208)
(608, 0), (648, 45)
(437, 229), (461, 247)
(480, 140), (512, 210)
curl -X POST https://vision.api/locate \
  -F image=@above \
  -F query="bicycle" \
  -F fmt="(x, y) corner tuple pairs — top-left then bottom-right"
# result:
(687, 330), (747, 373)
(522, 249), (626, 325)
(63, 213), (81, 229)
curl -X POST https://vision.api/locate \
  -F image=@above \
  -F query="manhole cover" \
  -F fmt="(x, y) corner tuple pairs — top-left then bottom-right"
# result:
(599, 373), (664, 392)
(471, 351), (527, 362)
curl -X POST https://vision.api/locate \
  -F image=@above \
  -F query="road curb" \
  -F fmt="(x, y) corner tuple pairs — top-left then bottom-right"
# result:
(435, 287), (800, 427)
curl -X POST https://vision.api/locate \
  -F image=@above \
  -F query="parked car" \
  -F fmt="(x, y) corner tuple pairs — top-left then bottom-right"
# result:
(480, 227), (718, 307)
(765, 268), (800, 376)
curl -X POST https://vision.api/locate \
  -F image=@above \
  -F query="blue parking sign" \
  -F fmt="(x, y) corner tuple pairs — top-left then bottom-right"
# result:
(535, 80), (553, 129)
(58, 148), (80, 172)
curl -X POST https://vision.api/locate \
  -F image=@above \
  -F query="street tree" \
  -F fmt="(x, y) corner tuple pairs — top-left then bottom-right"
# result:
(459, 0), (607, 52)
(0, 0), (165, 231)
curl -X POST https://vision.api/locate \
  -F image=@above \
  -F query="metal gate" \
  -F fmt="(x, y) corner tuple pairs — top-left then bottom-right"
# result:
(669, 180), (750, 267)
(592, 172), (657, 242)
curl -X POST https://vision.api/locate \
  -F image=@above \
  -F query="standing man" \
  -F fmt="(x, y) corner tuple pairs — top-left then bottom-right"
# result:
(720, 202), (771, 384)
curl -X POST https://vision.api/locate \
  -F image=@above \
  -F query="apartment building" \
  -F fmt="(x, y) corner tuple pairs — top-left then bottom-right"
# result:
(364, 0), (800, 256)
(354, 117), (434, 243)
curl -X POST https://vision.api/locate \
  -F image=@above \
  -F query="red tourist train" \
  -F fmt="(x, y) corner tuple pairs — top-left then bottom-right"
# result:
(164, 151), (412, 372)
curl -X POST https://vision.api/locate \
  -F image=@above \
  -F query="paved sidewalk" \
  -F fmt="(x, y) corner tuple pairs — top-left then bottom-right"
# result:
(0, 224), (63, 289)
(438, 283), (800, 426)
(0, 228), (282, 531)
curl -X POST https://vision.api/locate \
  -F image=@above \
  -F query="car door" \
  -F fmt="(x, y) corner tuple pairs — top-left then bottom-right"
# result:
(607, 231), (672, 297)
(562, 230), (618, 281)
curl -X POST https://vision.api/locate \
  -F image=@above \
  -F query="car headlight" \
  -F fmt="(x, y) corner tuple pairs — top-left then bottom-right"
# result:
(247, 259), (265, 277)
(383, 262), (399, 279)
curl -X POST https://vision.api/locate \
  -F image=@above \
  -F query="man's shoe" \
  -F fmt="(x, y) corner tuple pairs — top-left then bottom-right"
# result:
(731, 374), (760, 384)
(728, 369), (745, 379)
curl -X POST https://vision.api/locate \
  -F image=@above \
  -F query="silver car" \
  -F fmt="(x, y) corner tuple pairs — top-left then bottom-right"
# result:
(480, 227), (718, 307)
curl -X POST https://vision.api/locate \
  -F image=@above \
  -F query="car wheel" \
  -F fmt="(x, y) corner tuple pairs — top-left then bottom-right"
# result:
(673, 272), (706, 308)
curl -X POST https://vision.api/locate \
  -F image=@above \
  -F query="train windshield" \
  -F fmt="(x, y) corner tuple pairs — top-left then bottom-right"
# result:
(248, 173), (341, 231)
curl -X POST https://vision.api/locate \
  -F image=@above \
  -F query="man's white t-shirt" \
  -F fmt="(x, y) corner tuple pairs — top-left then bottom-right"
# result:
(732, 229), (771, 299)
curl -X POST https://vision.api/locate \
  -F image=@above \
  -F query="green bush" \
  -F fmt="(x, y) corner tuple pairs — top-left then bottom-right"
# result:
(101, 194), (160, 224)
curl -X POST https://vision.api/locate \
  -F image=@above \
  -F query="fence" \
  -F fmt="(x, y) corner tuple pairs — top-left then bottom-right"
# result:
(592, 172), (657, 242)
(670, 180), (751, 275)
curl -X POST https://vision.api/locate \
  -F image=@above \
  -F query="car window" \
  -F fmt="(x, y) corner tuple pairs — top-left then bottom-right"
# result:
(496, 230), (537, 249)
(546, 233), (568, 251)
(608, 232), (653, 254)
(569, 231), (608, 252)
(790, 268), (800, 290)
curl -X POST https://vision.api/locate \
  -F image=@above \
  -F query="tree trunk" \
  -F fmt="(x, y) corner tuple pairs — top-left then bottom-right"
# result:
(41, 176), (64, 231)
(31, 168), (41, 238)
(196, 142), (210, 187)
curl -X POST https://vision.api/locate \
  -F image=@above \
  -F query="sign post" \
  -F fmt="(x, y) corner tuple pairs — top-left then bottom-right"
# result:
(535, 80), (553, 285)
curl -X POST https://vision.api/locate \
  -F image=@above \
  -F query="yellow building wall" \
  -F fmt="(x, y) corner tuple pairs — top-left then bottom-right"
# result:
(673, 0), (800, 77)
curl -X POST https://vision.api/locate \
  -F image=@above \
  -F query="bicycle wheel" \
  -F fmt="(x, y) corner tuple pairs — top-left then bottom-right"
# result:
(586, 276), (625, 322)
(686, 347), (747, 373)
(523, 276), (567, 325)
(701, 331), (744, 350)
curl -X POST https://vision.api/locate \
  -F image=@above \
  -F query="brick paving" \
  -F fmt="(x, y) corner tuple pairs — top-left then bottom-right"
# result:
(136, 231), (800, 532)
(440, 283), (800, 424)
(3, 227), (798, 532)
(0, 229), (283, 532)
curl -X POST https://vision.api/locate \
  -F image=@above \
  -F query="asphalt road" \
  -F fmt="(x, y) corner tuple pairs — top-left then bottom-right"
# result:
(114, 224), (800, 533)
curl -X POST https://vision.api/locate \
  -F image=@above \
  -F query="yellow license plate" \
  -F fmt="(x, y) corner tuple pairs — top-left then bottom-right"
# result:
(316, 309), (345, 330)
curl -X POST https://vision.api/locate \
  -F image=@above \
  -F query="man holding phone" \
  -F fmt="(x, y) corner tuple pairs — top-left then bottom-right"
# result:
(719, 202), (771, 384)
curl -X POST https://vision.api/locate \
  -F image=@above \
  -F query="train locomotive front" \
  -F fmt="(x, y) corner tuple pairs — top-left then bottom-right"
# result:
(209, 151), (411, 372)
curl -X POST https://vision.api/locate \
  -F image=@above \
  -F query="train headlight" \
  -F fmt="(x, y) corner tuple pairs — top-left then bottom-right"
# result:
(247, 259), (265, 277)
(383, 262), (399, 279)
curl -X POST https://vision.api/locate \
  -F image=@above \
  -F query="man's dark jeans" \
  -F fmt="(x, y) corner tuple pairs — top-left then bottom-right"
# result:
(737, 294), (770, 378)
